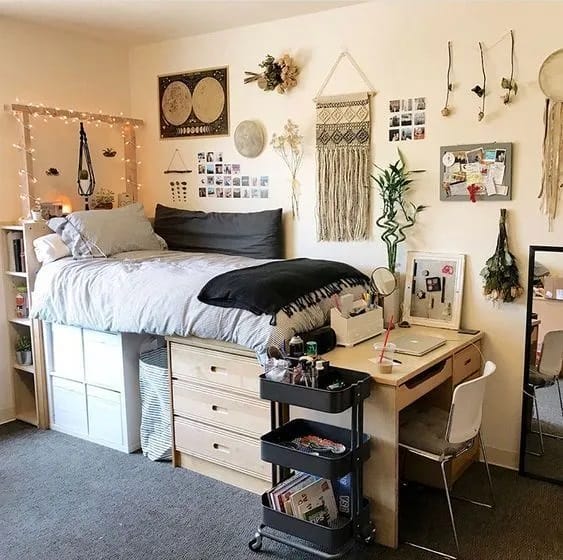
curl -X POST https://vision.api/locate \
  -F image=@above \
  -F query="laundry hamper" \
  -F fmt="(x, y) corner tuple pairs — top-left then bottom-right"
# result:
(139, 347), (172, 461)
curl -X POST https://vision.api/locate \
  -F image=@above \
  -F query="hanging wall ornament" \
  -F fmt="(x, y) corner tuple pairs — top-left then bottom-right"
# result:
(77, 122), (96, 210)
(538, 48), (563, 230)
(471, 42), (487, 122)
(314, 51), (375, 241)
(441, 41), (453, 117)
(480, 209), (524, 304)
(500, 30), (518, 105)
(163, 149), (192, 174)
(103, 147), (117, 158)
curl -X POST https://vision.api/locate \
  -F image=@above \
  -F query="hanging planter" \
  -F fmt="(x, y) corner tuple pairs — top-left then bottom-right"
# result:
(480, 208), (524, 303)
(77, 122), (96, 210)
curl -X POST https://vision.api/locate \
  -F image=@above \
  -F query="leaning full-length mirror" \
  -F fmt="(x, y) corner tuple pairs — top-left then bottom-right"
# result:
(520, 245), (563, 484)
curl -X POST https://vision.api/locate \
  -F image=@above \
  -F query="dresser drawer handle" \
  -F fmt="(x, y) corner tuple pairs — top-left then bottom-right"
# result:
(212, 442), (230, 453)
(209, 365), (227, 374)
(464, 358), (472, 366)
(211, 404), (228, 414)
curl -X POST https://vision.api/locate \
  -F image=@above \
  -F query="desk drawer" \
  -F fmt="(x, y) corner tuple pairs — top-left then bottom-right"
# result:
(174, 417), (269, 480)
(170, 344), (261, 395)
(453, 344), (481, 385)
(397, 358), (452, 411)
(172, 380), (269, 437)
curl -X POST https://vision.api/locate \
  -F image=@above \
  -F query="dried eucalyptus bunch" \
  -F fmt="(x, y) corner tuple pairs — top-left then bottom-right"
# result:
(244, 53), (299, 94)
(481, 208), (524, 303)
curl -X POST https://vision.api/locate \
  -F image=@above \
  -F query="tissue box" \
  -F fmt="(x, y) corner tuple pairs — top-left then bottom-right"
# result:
(330, 307), (384, 347)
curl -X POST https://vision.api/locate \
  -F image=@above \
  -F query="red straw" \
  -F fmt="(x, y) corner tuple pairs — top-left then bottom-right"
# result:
(379, 315), (394, 363)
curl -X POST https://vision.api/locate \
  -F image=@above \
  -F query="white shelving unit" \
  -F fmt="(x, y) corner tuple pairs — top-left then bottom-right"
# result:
(1, 222), (49, 427)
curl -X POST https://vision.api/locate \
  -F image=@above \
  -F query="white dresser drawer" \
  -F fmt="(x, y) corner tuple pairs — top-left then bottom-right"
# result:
(172, 380), (269, 437)
(51, 324), (84, 382)
(174, 417), (269, 480)
(51, 376), (87, 435)
(170, 344), (261, 395)
(86, 385), (123, 447)
(84, 330), (123, 391)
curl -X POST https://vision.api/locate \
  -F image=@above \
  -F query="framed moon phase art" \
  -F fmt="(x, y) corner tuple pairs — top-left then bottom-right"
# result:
(159, 66), (229, 139)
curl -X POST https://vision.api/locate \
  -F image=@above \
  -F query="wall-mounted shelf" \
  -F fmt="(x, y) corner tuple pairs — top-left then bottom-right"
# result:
(5, 271), (28, 278)
(13, 363), (35, 375)
(9, 317), (31, 326)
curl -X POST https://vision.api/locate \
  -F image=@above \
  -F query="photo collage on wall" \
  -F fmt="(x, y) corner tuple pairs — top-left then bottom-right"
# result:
(388, 97), (425, 142)
(197, 152), (269, 199)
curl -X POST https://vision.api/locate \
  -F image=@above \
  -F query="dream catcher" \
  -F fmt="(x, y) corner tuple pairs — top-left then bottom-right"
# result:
(77, 122), (96, 210)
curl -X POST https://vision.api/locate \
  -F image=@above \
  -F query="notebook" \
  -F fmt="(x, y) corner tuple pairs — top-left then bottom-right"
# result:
(392, 334), (446, 356)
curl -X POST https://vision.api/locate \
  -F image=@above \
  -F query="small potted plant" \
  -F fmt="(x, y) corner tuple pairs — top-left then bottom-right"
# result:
(79, 169), (90, 191)
(15, 335), (32, 366)
(90, 188), (115, 210)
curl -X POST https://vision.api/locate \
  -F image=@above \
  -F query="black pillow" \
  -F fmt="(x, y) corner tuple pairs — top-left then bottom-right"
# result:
(154, 204), (283, 259)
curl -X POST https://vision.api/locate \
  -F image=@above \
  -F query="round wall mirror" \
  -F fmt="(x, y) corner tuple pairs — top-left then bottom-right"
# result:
(370, 267), (397, 297)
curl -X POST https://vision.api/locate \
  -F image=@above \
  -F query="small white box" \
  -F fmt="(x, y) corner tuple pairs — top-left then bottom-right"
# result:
(330, 307), (384, 347)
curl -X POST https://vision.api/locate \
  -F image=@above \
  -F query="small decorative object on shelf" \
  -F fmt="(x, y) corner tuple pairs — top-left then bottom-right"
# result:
(15, 334), (32, 366)
(481, 208), (524, 304)
(501, 30), (517, 105)
(271, 120), (303, 218)
(102, 147), (117, 158)
(90, 188), (115, 210)
(371, 149), (426, 274)
(244, 53), (299, 94)
(441, 41), (453, 117)
(30, 196), (42, 221)
(471, 42), (487, 121)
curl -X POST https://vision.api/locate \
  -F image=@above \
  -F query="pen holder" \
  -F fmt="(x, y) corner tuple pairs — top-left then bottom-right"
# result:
(330, 307), (384, 347)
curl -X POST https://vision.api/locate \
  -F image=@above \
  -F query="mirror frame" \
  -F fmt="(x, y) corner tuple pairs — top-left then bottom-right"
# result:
(519, 244), (563, 485)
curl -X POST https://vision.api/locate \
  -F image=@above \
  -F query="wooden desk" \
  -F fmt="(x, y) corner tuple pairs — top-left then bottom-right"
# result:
(324, 326), (483, 548)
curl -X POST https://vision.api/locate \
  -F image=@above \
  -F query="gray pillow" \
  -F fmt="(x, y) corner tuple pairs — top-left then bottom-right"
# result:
(50, 203), (166, 258)
(154, 204), (283, 259)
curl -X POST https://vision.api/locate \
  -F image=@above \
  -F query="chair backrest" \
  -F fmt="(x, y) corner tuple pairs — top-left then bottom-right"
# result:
(446, 360), (496, 444)
(539, 330), (563, 378)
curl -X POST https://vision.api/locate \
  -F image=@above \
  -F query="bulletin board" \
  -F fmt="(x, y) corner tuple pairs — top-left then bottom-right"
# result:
(440, 143), (513, 201)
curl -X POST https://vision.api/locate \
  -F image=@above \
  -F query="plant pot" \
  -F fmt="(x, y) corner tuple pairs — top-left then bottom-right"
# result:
(383, 273), (402, 327)
(79, 179), (90, 191)
(16, 351), (32, 366)
(31, 210), (42, 221)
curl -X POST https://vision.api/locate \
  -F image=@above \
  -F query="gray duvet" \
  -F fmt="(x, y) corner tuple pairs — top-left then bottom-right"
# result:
(31, 250), (363, 356)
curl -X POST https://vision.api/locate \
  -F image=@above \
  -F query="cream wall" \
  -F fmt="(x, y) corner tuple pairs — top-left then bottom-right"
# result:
(0, 18), (131, 423)
(130, 1), (563, 468)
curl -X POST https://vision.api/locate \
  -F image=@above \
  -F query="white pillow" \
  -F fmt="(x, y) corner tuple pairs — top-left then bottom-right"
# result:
(49, 203), (166, 258)
(33, 234), (71, 264)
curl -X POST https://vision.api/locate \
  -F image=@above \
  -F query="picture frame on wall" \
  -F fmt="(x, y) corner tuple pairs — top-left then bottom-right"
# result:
(158, 66), (229, 139)
(403, 251), (466, 330)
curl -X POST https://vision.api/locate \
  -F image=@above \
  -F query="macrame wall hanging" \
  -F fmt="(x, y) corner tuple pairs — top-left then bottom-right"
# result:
(77, 122), (96, 210)
(538, 49), (563, 230)
(314, 51), (375, 241)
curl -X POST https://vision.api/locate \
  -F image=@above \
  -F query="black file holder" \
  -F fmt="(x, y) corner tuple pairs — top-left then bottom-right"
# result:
(249, 366), (375, 558)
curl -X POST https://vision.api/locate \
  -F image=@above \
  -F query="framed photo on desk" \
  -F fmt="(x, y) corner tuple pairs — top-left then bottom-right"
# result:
(403, 252), (465, 330)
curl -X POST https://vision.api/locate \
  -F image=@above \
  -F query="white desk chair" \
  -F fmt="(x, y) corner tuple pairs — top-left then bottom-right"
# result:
(525, 330), (563, 455)
(399, 360), (497, 560)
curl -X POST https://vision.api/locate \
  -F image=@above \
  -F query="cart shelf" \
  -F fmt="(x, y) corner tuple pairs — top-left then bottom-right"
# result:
(261, 419), (370, 479)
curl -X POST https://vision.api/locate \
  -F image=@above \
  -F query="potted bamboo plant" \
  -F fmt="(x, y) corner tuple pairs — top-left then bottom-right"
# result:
(15, 334), (32, 366)
(371, 150), (426, 323)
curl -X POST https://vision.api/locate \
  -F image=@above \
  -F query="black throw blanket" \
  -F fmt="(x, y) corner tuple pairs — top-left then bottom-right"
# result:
(198, 258), (369, 325)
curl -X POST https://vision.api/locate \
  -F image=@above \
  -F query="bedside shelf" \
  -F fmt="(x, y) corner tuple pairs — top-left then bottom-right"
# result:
(14, 363), (35, 374)
(1, 225), (23, 232)
(9, 317), (31, 326)
(5, 271), (28, 278)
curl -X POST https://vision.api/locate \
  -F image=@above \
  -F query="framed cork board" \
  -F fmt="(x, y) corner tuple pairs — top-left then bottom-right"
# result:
(159, 66), (229, 139)
(440, 142), (512, 201)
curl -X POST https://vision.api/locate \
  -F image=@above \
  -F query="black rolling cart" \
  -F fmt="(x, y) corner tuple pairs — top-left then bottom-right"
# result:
(248, 366), (375, 558)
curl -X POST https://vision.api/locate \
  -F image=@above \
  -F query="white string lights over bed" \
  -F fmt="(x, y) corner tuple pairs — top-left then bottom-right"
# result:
(5, 100), (144, 219)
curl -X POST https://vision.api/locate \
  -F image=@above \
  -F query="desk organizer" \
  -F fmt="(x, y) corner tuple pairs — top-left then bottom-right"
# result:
(249, 366), (375, 558)
(330, 307), (384, 347)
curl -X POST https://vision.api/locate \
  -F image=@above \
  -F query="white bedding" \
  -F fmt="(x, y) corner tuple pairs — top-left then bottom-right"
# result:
(31, 250), (364, 357)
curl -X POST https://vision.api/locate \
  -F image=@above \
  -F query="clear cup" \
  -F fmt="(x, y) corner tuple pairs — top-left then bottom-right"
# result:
(373, 342), (396, 374)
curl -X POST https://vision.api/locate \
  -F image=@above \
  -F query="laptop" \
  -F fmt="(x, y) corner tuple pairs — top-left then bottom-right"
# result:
(392, 334), (446, 356)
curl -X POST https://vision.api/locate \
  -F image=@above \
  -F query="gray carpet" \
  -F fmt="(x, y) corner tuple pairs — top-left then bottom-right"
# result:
(1, 421), (562, 560)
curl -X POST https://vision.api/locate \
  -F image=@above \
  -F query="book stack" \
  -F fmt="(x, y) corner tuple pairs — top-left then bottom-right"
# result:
(7, 232), (25, 273)
(267, 473), (340, 526)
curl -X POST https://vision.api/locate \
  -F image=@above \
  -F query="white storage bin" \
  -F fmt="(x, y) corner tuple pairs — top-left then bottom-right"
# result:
(84, 330), (122, 391)
(87, 385), (123, 447)
(51, 376), (87, 435)
(51, 324), (84, 381)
